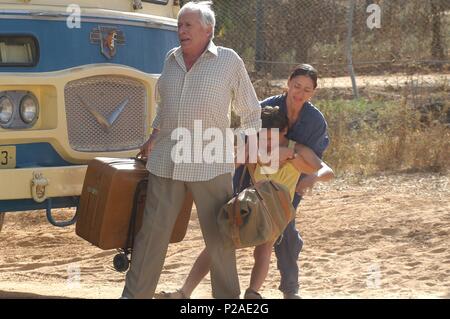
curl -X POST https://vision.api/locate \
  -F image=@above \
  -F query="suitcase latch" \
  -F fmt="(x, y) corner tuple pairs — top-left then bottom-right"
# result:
(87, 186), (98, 195)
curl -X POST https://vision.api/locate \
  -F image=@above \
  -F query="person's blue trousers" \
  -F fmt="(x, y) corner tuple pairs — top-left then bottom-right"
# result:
(275, 194), (303, 294)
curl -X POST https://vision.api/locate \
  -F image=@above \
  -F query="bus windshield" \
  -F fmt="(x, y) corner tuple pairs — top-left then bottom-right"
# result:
(0, 36), (38, 66)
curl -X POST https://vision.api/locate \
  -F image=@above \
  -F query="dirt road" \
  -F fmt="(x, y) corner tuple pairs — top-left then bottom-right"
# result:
(1, 172), (449, 299)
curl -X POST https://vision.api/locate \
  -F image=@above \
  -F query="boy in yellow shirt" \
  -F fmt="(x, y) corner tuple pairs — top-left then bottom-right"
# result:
(241, 106), (334, 298)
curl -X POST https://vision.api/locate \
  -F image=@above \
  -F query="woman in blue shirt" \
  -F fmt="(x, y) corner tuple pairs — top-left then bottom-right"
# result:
(260, 64), (330, 299)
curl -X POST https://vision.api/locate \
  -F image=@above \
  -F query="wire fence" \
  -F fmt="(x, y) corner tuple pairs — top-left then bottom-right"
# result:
(178, 0), (449, 118)
(204, 0), (450, 77)
(178, 0), (450, 173)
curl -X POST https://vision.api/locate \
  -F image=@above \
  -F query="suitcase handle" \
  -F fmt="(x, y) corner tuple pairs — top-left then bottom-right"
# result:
(133, 154), (147, 165)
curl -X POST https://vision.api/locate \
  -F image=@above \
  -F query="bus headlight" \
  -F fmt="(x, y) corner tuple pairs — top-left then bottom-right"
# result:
(19, 94), (39, 124)
(0, 96), (14, 124)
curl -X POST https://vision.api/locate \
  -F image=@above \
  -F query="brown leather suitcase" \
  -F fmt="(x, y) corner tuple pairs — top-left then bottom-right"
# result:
(75, 157), (193, 250)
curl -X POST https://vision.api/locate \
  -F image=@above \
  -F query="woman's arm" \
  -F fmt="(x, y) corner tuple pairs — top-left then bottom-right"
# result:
(316, 161), (335, 182)
(295, 161), (335, 196)
(289, 144), (322, 174)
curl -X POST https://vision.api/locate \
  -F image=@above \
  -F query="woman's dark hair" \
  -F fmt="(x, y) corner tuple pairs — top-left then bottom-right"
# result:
(261, 106), (289, 130)
(289, 64), (318, 89)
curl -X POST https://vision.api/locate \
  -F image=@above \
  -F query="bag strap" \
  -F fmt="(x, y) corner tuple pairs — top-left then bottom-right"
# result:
(245, 163), (257, 185)
(235, 163), (257, 195)
(236, 165), (248, 195)
(288, 139), (296, 150)
(271, 181), (294, 221)
(226, 199), (242, 247)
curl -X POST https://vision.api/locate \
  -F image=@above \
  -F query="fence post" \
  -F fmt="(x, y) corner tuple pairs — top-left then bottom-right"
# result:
(255, 0), (265, 72)
(346, 0), (359, 99)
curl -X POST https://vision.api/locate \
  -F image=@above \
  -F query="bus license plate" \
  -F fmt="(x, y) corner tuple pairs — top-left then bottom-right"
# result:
(0, 146), (16, 169)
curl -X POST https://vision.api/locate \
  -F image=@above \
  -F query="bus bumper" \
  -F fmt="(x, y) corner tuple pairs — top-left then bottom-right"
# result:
(0, 165), (87, 201)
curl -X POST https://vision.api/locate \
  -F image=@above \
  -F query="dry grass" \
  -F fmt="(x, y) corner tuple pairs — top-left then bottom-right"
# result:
(319, 97), (450, 176)
(235, 75), (450, 176)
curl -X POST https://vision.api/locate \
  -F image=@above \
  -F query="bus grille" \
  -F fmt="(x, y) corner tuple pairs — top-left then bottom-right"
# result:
(64, 75), (147, 152)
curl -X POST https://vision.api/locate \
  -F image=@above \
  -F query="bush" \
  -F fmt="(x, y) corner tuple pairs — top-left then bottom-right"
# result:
(319, 98), (450, 176)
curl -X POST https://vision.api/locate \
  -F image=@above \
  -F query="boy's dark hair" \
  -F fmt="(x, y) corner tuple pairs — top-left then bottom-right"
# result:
(289, 64), (318, 89)
(261, 106), (288, 130)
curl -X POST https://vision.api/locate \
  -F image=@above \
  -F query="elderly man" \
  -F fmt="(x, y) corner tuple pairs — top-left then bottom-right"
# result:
(121, 1), (261, 299)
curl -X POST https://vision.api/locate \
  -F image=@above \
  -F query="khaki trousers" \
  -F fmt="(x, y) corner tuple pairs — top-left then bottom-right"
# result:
(122, 172), (239, 299)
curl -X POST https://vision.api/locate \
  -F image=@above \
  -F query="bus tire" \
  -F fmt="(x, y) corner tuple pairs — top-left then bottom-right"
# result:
(0, 213), (4, 232)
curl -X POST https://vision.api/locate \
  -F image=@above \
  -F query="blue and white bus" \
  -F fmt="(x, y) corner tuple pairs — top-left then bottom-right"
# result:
(0, 0), (180, 230)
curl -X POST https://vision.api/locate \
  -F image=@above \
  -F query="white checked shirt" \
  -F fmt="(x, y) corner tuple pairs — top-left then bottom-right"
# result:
(147, 41), (261, 182)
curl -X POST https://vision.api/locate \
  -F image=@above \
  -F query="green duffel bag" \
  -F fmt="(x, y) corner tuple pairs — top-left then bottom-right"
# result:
(217, 165), (296, 249)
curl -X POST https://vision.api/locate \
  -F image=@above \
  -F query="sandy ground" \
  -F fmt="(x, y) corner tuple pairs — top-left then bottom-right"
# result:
(0, 172), (449, 299)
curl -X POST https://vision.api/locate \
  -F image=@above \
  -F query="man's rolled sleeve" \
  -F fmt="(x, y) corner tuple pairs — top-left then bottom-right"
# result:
(151, 106), (162, 129)
(151, 80), (163, 129)
(232, 59), (261, 132)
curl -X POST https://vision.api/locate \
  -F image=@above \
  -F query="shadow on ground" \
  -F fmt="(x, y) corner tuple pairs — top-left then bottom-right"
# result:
(0, 290), (76, 299)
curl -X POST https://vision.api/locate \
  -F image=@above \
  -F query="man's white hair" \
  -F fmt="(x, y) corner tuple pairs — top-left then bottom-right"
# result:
(178, 1), (216, 39)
